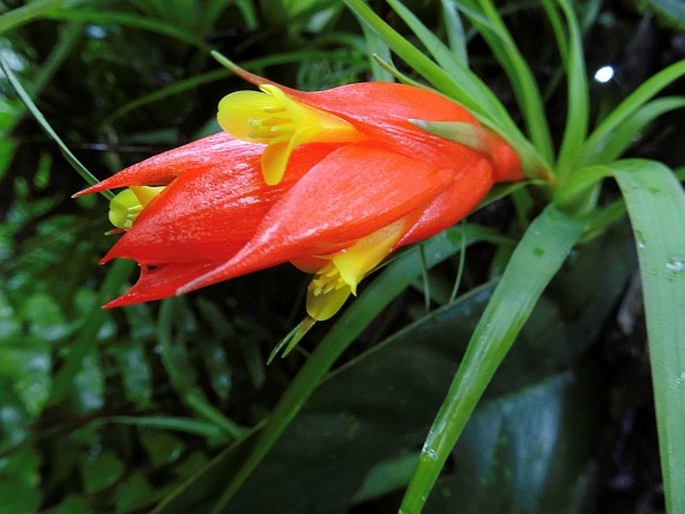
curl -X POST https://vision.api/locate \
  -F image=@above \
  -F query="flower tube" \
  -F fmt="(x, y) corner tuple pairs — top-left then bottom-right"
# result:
(77, 65), (523, 320)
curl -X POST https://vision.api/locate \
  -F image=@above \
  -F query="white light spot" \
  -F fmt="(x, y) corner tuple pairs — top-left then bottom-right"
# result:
(594, 65), (615, 83)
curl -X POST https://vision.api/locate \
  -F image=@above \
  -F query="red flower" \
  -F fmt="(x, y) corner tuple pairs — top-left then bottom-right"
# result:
(77, 66), (522, 320)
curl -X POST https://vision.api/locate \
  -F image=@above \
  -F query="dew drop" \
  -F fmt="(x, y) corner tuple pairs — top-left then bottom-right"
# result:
(666, 256), (685, 277)
(634, 230), (646, 249)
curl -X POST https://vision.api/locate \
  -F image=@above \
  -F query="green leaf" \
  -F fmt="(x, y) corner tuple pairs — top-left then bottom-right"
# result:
(49, 259), (136, 406)
(0, 478), (41, 514)
(0, 0), (78, 34)
(582, 59), (685, 166)
(109, 340), (153, 408)
(400, 205), (585, 513)
(153, 225), (503, 513)
(139, 431), (184, 466)
(456, 0), (553, 162)
(0, 56), (111, 199)
(546, 0), (590, 177)
(582, 96), (685, 166)
(81, 450), (125, 494)
(152, 221), (633, 513)
(425, 368), (599, 514)
(610, 159), (685, 514)
(386, 0), (464, 80)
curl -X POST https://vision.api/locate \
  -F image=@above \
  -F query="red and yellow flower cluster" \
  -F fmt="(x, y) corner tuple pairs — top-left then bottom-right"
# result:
(76, 65), (523, 320)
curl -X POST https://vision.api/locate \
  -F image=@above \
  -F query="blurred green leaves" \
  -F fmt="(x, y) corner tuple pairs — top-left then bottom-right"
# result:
(1, 0), (683, 513)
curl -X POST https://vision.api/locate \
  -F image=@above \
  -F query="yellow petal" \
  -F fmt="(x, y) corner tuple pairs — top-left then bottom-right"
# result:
(217, 90), (282, 142)
(306, 281), (352, 321)
(305, 218), (407, 320)
(108, 186), (165, 231)
(217, 84), (364, 184)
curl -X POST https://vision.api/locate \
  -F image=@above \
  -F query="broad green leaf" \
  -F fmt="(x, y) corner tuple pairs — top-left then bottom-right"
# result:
(1, 340), (52, 417)
(72, 350), (105, 412)
(610, 159), (685, 514)
(400, 205), (585, 513)
(639, 0), (685, 31)
(424, 369), (599, 514)
(114, 472), (157, 514)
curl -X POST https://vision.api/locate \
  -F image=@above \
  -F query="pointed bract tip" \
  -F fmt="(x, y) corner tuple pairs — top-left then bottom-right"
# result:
(210, 50), (283, 89)
(210, 50), (241, 74)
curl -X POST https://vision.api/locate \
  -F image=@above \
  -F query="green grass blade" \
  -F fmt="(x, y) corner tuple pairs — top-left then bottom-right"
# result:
(582, 96), (685, 166)
(343, 0), (549, 177)
(610, 159), (685, 514)
(440, 0), (469, 66)
(386, 0), (465, 79)
(399, 205), (584, 513)
(458, 0), (554, 162)
(106, 49), (343, 123)
(549, 0), (590, 177)
(1, 21), (83, 138)
(0, 56), (112, 198)
(583, 59), (685, 160)
(209, 224), (509, 513)
(44, 8), (211, 50)
(107, 416), (227, 440)
(343, 0), (512, 132)
(0, 0), (77, 34)
(360, 23), (395, 82)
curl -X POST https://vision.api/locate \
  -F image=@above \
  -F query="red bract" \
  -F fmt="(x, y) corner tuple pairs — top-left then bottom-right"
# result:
(77, 69), (523, 320)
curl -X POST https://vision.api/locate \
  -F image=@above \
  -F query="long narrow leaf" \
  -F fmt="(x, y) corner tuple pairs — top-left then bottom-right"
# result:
(343, 0), (513, 134)
(611, 159), (685, 514)
(583, 59), (685, 159)
(582, 96), (685, 166)
(440, 0), (469, 65)
(0, 0), (77, 34)
(399, 205), (584, 513)
(386, 0), (464, 79)
(458, 0), (554, 161)
(0, 56), (111, 198)
(550, 0), (590, 177)
(44, 8), (210, 51)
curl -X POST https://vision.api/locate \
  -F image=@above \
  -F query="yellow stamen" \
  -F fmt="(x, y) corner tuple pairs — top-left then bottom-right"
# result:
(217, 85), (364, 185)
(305, 219), (407, 321)
(108, 186), (165, 231)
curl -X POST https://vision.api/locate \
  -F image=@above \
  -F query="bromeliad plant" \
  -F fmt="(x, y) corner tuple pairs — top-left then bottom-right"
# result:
(76, 57), (523, 322)
(43, 0), (685, 512)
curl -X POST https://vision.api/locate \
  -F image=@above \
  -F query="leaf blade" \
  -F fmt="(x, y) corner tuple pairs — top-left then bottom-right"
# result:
(399, 205), (585, 513)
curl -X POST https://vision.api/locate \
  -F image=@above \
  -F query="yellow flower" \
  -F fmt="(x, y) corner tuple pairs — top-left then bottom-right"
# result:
(217, 84), (364, 185)
(108, 186), (165, 231)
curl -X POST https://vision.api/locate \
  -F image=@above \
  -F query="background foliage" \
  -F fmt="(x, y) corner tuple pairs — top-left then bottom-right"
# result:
(1, 0), (684, 513)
